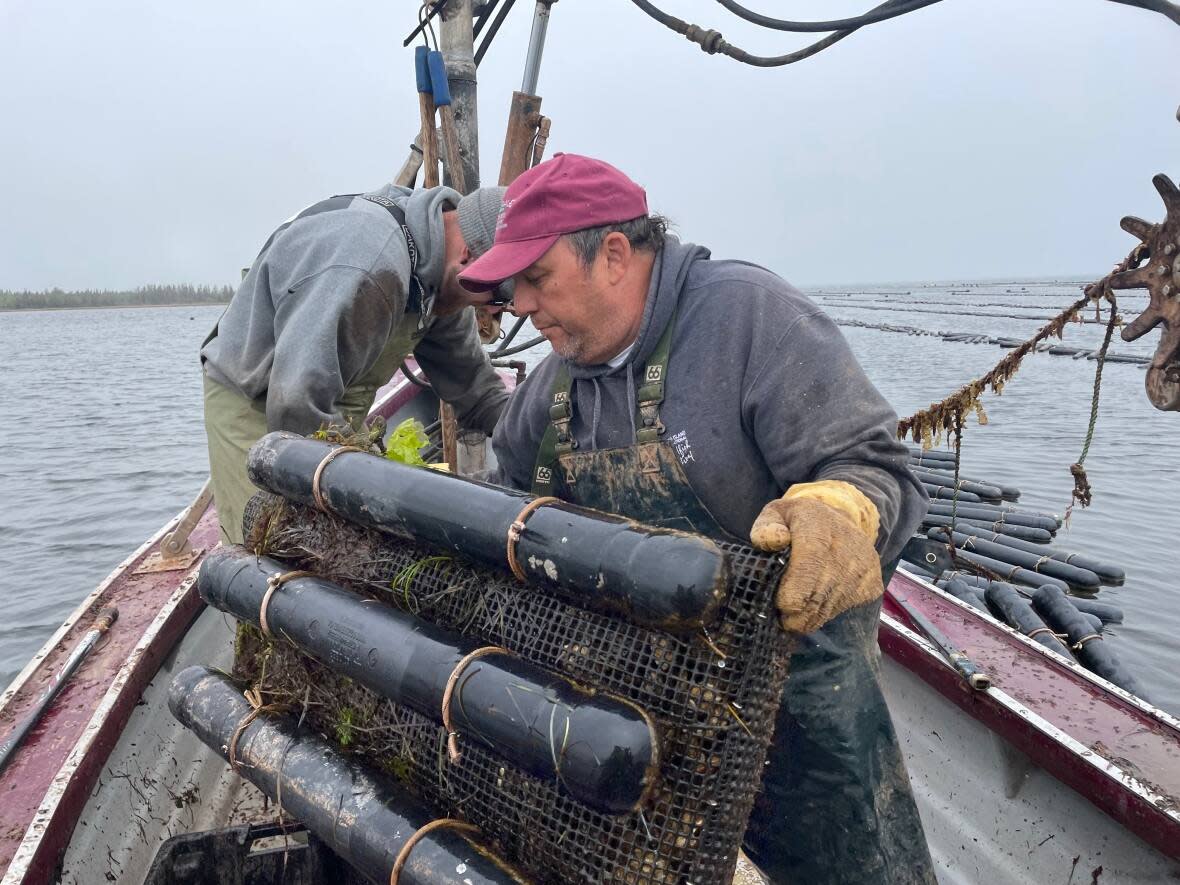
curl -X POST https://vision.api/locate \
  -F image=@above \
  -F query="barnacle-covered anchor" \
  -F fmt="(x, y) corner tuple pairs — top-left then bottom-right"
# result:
(1110, 173), (1180, 410)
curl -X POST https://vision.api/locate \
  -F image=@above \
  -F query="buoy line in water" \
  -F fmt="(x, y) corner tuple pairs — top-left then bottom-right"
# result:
(833, 318), (1150, 366)
(815, 301), (1116, 322)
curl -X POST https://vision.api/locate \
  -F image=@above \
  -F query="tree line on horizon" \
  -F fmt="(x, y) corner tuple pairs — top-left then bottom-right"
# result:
(0, 283), (233, 311)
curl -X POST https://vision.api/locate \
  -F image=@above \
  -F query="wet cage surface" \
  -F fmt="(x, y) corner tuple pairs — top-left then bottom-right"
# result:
(238, 497), (790, 885)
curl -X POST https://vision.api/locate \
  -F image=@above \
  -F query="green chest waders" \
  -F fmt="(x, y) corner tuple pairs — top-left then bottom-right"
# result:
(203, 195), (429, 545)
(529, 317), (935, 885)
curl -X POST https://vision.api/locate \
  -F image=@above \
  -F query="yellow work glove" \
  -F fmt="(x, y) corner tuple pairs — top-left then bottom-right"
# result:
(750, 480), (884, 635)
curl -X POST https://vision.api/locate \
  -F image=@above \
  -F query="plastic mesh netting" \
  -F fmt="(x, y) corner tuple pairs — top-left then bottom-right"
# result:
(237, 495), (790, 885)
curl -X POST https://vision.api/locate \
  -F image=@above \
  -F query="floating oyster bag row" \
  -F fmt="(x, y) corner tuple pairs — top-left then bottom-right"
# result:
(176, 434), (792, 885)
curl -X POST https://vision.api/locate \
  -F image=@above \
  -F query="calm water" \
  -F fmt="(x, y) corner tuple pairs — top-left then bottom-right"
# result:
(0, 284), (1177, 715)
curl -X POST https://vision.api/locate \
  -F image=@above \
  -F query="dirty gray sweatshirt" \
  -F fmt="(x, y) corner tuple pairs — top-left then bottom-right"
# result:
(201, 184), (508, 435)
(490, 238), (926, 563)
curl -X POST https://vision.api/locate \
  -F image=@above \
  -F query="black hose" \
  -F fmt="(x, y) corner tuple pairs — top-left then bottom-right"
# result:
(491, 334), (546, 358)
(473, 0), (501, 38)
(491, 314), (529, 355)
(475, 0), (518, 66)
(713, 0), (942, 33)
(629, 0), (1179, 69)
(402, 0), (449, 48)
(1108, 0), (1180, 27)
(400, 361), (432, 390)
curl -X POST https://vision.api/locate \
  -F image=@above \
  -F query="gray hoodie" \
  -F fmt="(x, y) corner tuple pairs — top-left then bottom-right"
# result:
(201, 184), (507, 435)
(490, 238), (926, 563)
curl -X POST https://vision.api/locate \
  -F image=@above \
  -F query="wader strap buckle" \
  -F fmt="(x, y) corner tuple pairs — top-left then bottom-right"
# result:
(549, 395), (575, 455)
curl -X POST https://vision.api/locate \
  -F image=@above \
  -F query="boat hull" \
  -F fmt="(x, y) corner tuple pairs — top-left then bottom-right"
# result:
(2, 369), (1178, 883)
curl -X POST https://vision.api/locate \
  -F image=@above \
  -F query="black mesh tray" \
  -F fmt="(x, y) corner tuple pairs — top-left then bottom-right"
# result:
(237, 498), (790, 885)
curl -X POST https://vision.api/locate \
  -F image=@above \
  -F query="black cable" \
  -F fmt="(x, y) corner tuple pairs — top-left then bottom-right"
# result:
(402, 0), (448, 48)
(1107, 0), (1180, 26)
(401, 361), (433, 389)
(492, 334), (546, 357)
(491, 314), (529, 355)
(726, 28), (854, 67)
(475, 0), (518, 66)
(630, 0), (1179, 69)
(630, 0), (906, 67)
(474, 0), (501, 38)
(713, 0), (942, 33)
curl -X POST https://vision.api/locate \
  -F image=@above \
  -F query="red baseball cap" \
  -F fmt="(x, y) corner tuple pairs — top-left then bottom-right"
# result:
(458, 153), (649, 292)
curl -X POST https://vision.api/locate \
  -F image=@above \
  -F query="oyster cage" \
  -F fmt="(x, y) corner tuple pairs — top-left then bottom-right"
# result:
(237, 496), (790, 885)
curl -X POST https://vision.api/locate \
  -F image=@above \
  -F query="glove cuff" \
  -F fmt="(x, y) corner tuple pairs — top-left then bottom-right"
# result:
(782, 480), (880, 543)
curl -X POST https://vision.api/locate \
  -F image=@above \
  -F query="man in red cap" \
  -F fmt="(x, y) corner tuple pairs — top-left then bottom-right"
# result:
(461, 153), (934, 884)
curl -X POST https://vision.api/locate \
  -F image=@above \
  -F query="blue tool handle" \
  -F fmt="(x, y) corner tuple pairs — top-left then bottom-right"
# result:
(415, 46), (431, 94)
(427, 51), (451, 106)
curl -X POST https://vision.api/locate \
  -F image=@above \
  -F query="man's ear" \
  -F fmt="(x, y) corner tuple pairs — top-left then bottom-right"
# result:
(459, 243), (473, 266)
(602, 231), (632, 284)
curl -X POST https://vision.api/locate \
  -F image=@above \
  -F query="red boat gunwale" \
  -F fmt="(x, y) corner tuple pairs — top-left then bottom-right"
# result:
(882, 569), (1180, 861)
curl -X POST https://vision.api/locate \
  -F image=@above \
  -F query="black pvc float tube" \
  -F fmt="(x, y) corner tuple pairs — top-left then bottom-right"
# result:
(946, 548), (1070, 592)
(921, 514), (1053, 544)
(911, 469), (1003, 502)
(939, 577), (989, 614)
(169, 667), (529, 885)
(983, 582), (1074, 658)
(924, 502), (1059, 533)
(1031, 586), (1147, 700)
(199, 548), (659, 815)
(247, 432), (729, 632)
(925, 528), (1101, 590)
(937, 572), (1124, 625)
(934, 528), (1124, 585)
(923, 485), (983, 503)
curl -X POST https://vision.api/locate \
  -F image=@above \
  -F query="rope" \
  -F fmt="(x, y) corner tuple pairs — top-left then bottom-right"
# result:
(506, 496), (560, 581)
(1066, 283), (1120, 518)
(441, 646), (511, 762)
(1026, 627), (1054, 640)
(311, 446), (365, 512)
(259, 570), (316, 638)
(226, 696), (285, 773)
(1072, 633), (1102, 651)
(390, 818), (480, 885)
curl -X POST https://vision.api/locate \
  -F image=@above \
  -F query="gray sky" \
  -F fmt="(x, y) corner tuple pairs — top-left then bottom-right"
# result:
(0, 0), (1176, 290)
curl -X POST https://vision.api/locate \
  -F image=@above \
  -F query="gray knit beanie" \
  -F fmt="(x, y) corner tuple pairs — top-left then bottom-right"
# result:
(456, 186), (507, 258)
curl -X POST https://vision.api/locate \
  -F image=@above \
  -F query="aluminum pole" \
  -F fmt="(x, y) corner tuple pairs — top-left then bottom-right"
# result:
(521, 2), (554, 95)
